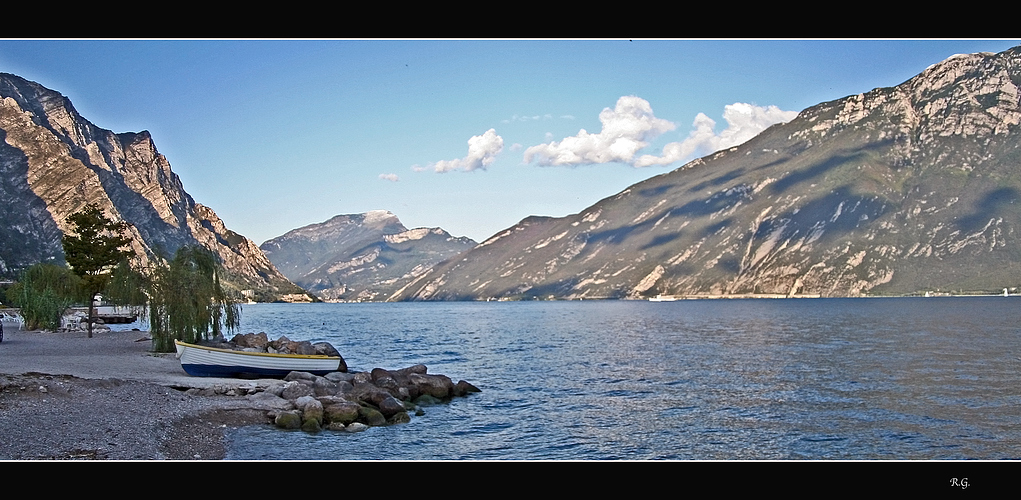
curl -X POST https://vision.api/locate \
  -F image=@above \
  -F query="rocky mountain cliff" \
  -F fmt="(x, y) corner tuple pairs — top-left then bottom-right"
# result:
(260, 210), (476, 302)
(0, 73), (308, 302)
(394, 46), (1021, 301)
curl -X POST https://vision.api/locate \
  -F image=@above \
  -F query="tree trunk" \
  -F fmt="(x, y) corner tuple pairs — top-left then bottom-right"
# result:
(87, 294), (95, 338)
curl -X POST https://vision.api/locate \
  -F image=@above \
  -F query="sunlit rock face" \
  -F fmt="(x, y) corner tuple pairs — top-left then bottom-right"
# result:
(0, 72), (305, 301)
(260, 211), (476, 302)
(394, 46), (1021, 301)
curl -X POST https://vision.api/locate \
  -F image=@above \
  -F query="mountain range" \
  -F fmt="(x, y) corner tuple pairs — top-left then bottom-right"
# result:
(0, 72), (309, 302)
(392, 46), (1021, 300)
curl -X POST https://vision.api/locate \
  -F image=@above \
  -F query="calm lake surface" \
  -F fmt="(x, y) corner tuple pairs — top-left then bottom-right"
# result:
(222, 297), (1021, 460)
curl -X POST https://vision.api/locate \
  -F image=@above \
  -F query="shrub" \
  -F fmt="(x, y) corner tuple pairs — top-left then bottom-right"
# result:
(8, 264), (83, 330)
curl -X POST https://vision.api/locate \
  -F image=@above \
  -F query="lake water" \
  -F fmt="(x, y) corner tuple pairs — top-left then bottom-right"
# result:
(220, 297), (1021, 460)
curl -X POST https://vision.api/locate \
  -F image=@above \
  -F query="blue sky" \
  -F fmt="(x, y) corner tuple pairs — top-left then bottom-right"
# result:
(2, 39), (1019, 245)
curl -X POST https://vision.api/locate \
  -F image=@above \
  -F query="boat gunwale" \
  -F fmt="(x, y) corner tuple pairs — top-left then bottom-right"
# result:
(174, 340), (340, 360)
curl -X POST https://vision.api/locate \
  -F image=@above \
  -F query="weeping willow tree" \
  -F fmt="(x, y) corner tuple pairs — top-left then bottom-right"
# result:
(8, 263), (83, 330)
(148, 246), (241, 353)
(103, 255), (150, 319)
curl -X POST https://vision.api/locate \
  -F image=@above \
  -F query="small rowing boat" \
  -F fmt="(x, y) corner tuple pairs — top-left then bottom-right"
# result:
(174, 340), (343, 378)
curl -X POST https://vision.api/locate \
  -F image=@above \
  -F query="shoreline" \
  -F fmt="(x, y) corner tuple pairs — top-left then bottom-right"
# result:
(0, 327), (281, 460)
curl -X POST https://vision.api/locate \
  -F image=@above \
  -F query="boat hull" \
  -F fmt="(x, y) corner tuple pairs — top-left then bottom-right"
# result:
(174, 340), (342, 378)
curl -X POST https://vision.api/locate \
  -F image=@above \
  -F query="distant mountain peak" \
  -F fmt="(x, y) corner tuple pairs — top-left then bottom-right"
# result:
(261, 212), (475, 302)
(363, 209), (397, 223)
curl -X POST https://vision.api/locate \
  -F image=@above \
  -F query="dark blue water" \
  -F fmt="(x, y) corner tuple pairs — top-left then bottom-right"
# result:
(223, 297), (1021, 460)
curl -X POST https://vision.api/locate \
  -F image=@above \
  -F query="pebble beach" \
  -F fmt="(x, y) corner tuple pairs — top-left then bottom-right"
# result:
(0, 326), (274, 460)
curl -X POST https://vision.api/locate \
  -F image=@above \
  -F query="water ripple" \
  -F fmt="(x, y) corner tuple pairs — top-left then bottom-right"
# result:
(226, 298), (1021, 460)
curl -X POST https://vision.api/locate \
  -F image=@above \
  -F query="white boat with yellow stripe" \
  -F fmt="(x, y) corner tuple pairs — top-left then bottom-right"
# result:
(174, 340), (343, 378)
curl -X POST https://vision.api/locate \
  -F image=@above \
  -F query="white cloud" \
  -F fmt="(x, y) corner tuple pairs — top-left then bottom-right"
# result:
(523, 96), (676, 167)
(428, 128), (505, 173)
(379, 173), (400, 182)
(501, 113), (557, 124)
(634, 103), (799, 168)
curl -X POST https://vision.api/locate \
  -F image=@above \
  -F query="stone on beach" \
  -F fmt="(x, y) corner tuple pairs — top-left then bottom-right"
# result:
(202, 333), (484, 433)
(185, 333), (479, 434)
(264, 364), (479, 433)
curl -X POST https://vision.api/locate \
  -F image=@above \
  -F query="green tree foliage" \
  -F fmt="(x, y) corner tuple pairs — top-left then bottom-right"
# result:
(103, 257), (150, 310)
(61, 203), (134, 338)
(7, 263), (82, 330)
(148, 246), (241, 353)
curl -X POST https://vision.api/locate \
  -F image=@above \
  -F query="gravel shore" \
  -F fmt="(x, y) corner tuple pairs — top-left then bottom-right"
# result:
(0, 326), (279, 460)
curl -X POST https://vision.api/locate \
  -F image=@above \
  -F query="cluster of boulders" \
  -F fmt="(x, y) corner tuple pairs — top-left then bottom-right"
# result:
(194, 332), (480, 433)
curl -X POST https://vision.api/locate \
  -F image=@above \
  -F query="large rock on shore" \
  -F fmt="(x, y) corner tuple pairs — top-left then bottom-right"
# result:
(253, 365), (479, 433)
